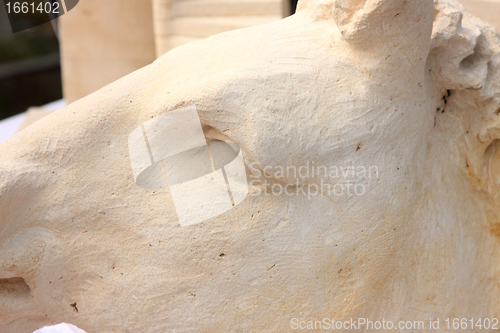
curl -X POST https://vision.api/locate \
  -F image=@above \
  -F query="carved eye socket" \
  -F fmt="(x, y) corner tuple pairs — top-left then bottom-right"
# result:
(127, 106), (248, 227)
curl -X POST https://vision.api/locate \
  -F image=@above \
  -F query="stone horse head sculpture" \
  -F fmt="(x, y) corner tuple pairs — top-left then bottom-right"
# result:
(1, 0), (499, 331)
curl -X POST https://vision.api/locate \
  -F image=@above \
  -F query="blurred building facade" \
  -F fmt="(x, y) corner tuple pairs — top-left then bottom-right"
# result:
(59, 0), (290, 103)
(460, 0), (500, 32)
(58, 0), (500, 103)
(151, 0), (288, 57)
(58, 0), (157, 103)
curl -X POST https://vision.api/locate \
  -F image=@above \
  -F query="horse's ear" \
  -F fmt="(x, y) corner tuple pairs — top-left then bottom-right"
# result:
(332, 0), (370, 39)
(330, 0), (434, 44)
(333, 0), (392, 41)
(296, 0), (371, 27)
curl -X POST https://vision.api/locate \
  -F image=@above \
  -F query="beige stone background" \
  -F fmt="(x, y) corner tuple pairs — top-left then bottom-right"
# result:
(58, 0), (500, 104)
(460, 0), (500, 32)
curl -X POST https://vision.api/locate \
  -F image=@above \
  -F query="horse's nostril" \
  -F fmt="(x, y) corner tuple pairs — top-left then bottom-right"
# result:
(0, 277), (31, 300)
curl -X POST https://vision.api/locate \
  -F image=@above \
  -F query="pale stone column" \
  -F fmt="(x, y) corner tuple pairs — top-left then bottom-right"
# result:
(152, 0), (174, 58)
(59, 0), (157, 103)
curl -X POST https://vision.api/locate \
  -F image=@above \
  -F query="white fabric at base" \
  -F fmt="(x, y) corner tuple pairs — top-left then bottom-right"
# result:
(34, 323), (87, 333)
